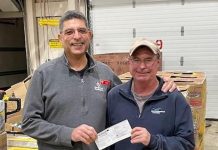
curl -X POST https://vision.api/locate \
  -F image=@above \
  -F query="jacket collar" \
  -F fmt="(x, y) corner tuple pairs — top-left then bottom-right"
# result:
(61, 52), (96, 71)
(119, 76), (168, 102)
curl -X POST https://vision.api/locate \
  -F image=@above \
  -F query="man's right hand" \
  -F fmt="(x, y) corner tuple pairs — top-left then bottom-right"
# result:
(71, 124), (97, 145)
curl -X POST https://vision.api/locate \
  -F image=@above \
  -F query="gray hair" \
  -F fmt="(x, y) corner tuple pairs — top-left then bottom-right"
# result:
(59, 10), (88, 32)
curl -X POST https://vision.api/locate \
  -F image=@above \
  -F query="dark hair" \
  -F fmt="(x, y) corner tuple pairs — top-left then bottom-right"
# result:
(59, 10), (88, 32)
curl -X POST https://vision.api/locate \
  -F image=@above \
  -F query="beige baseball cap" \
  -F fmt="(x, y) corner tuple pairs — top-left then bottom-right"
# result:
(129, 38), (160, 56)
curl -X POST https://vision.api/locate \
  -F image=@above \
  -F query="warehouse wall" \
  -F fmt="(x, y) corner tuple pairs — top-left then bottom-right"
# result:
(0, 19), (25, 47)
(0, 18), (27, 89)
(90, 0), (218, 119)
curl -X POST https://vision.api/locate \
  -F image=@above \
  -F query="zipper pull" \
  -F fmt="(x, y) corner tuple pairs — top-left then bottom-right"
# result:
(81, 79), (84, 83)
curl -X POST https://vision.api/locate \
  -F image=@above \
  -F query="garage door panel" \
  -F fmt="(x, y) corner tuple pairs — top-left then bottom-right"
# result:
(91, 0), (218, 118)
(93, 0), (132, 6)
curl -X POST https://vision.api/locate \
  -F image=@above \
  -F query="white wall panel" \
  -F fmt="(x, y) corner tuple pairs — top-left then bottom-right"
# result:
(91, 0), (218, 118)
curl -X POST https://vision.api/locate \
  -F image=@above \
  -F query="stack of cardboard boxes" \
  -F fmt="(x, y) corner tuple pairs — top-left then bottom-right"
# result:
(3, 76), (38, 150)
(94, 53), (130, 75)
(5, 76), (31, 133)
(119, 71), (206, 150)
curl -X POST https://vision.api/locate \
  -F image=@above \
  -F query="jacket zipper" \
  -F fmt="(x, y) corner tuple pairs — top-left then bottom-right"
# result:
(138, 99), (150, 118)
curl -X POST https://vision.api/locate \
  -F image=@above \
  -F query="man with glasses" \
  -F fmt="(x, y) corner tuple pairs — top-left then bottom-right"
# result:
(22, 10), (177, 150)
(107, 38), (195, 150)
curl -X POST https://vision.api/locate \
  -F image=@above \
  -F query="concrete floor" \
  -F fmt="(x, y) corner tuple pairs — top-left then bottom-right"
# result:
(204, 120), (218, 150)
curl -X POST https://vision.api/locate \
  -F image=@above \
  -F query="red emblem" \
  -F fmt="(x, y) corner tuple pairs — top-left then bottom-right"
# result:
(100, 80), (111, 86)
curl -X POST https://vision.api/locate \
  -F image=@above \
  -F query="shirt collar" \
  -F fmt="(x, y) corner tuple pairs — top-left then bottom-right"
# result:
(63, 52), (96, 71)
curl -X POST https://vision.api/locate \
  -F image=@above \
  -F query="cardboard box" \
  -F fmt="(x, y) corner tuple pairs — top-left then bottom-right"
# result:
(118, 72), (131, 83)
(0, 131), (7, 150)
(6, 82), (26, 111)
(4, 76), (31, 133)
(94, 53), (129, 75)
(5, 75), (31, 112)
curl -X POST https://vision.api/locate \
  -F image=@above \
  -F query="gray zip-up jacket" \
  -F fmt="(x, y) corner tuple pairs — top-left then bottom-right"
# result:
(22, 53), (122, 150)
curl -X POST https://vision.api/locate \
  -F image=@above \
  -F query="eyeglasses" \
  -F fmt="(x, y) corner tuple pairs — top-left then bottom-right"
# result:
(62, 28), (89, 36)
(129, 57), (157, 67)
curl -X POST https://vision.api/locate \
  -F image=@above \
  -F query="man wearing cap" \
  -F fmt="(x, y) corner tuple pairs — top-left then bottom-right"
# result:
(22, 10), (177, 150)
(107, 38), (195, 150)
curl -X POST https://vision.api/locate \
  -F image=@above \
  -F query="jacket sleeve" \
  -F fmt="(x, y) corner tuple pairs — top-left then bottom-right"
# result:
(111, 73), (122, 88)
(21, 70), (73, 148)
(147, 93), (195, 150)
(95, 61), (122, 89)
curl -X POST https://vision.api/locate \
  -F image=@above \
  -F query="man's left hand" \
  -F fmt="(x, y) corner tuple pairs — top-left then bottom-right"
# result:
(161, 77), (177, 93)
(130, 127), (151, 146)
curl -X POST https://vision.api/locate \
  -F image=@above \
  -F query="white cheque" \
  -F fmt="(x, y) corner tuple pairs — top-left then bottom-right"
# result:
(95, 120), (132, 150)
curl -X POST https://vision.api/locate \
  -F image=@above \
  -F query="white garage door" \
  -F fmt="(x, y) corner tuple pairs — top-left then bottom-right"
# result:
(90, 0), (218, 119)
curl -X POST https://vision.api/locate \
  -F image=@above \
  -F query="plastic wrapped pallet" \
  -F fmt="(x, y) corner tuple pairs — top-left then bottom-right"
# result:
(7, 134), (38, 149)
(0, 100), (5, 133)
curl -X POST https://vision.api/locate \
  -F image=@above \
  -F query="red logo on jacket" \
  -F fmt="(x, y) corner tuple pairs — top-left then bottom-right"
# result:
(100, 80), (111, 86)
